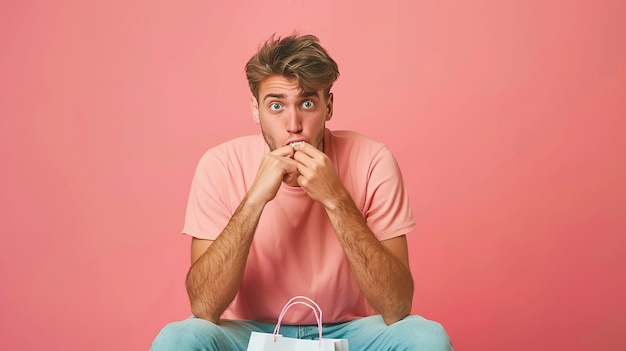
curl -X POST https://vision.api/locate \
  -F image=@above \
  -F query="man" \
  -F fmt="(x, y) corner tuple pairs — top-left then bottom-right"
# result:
(151, 34), (453, 350)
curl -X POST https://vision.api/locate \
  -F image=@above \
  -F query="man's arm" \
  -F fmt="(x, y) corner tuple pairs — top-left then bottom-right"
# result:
(293, 143), (414, 325)
(325, 196), (414, 325)
(185, 146), (299, 323)
(185, 194), (265, 323)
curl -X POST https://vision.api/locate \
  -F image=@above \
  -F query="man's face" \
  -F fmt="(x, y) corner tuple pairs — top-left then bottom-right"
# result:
(251, 75), (333, 152)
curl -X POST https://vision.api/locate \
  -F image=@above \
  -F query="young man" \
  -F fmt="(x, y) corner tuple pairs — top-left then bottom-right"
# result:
(151, 34), (453, 350)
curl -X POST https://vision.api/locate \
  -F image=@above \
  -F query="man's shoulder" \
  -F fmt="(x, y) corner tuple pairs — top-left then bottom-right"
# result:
(202, 134), (264, 155)
(212, 134), (264, 149)
(328, 129), (387, 152)
(196, 134), (265, 167)
(330, 129), (374, 140)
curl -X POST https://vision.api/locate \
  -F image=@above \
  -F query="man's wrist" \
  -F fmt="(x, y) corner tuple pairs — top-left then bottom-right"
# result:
(242, 192), (270, 212)
(323, 188), (355, 212)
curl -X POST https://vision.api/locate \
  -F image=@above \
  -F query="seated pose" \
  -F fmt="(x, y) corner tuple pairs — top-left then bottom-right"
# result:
(151, 33), (453, 351)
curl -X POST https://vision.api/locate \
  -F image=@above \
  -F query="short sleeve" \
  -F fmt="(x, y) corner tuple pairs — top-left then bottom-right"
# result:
(363, 146), (416, 240)
(182, 150), (235, 240)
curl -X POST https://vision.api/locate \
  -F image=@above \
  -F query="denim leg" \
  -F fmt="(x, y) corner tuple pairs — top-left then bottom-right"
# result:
(151, 315), (452, 350)
(150, 317), (278, 351)
(323, 315), (454, 351)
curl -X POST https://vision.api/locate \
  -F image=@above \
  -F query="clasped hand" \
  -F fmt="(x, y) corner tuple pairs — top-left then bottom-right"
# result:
(248, 143), (346, 209)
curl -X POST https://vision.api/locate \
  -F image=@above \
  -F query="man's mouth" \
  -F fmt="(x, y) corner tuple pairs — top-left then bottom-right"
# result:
(289, 141), (305, 147)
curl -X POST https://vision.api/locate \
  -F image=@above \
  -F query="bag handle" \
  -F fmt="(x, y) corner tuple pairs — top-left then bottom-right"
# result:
(273, 296), (323, 345)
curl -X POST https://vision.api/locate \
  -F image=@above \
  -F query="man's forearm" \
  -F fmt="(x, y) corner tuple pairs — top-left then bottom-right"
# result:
(325, 193), (414, 325)
(185, 195), (265, 323)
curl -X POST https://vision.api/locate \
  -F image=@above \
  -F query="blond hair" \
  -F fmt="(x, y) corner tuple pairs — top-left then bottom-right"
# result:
(245, 34), (340, 98)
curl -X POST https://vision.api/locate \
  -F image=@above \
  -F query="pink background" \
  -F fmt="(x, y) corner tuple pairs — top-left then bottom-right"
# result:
(1, 1), (625, 350)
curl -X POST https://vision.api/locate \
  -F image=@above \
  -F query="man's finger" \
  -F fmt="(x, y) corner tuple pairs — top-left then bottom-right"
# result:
(271, 145), (296, 158)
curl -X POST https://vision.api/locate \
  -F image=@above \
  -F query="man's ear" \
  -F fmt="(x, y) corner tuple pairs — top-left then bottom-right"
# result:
(251, 96), (260, 124)
(325, 92), (334, 122)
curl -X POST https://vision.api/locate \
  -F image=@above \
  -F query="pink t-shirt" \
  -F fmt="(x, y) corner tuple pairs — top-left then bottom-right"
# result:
(183, 129), (416, 324)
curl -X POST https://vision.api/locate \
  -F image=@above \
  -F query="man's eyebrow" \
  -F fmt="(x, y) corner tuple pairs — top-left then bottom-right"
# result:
(300, 91), (319, 98)
(262, 91), (319, 101)
(263, 93), (285, 101)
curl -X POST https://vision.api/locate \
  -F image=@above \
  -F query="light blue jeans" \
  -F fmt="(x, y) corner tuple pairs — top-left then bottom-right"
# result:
(150, 315), (453, 350)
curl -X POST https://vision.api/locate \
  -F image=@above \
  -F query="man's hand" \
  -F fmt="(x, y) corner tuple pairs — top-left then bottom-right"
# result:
(247, 146), (300, 204)
(292, 142), (348, 209)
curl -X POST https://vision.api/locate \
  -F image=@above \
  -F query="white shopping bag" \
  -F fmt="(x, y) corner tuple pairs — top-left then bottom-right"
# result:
(246, 296), (348, 351)
(247, 332), (348, 351)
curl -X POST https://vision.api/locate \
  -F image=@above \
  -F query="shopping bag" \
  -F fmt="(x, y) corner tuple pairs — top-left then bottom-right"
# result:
(246, 296), (348, 351)
(247, 332), (348, 351)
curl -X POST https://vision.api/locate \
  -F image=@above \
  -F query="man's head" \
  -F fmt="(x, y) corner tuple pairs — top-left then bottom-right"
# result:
(246, 34), (340, 152)
(245, 34), (339, 100)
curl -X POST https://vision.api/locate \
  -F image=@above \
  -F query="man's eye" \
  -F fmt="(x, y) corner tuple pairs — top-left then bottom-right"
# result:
(270, 103), (282, 111)
(302, 100), (315, 109)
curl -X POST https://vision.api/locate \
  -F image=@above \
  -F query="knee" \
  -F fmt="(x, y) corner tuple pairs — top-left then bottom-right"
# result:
(150, 318), (221, 351)
(389, 316), (453, 350)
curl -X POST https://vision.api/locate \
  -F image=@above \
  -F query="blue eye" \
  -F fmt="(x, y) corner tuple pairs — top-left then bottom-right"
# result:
(302, 100), (314, 109)
(270, 103), (282, 111)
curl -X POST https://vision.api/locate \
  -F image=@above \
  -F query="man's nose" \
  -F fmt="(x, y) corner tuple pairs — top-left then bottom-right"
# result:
(285, 108), (302, 134)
